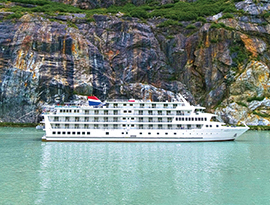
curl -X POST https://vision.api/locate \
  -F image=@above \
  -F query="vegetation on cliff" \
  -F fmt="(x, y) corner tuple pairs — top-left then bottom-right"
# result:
(0, 0), (241, 22)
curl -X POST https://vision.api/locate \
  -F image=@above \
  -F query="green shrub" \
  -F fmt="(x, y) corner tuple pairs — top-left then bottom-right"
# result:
(247, 96), (265, 102)
(197, 16), (206, 23)
(130, 9), (148, 19)
(263, 12), (270, 18)
(220, 13), (234, 19)
(5, 12), (23, 19)
(236, 102), (248, 107)
(252, 111), (270, 118)
(186, 24), (196, 29)
(157, 19), (182, 27)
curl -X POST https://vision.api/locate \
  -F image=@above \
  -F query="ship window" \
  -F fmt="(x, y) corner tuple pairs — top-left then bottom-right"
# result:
(210, 125), (212, 127)
(148, 110), (153, 115)
(62, 132), (66, 135)
(53, 132), (56, 134)
(131, 124), (134, 127)
(140, 132), (142, 135)
(128, 110), (132, 113)
(114, 110), (118, 115)
(122, 132), (124, 134)
(152, 104), (156, 108)
(123, 104), (126, 106)
(164, 104), (168, 108)
(72, 132), (76, 135)
(113, 103), (118, 108)
(206, 125), (208, 127)
(216, 125), (219, 127)
(123, 124), (126, 127)
(106, 132), (109, 135)
(157, 132), (159, 135)
(57, 132), (61, 134)
(192, 118), (194, 121)
(148, 132), (151, 135)
(195, 118), (197, 121)
(67, 132), (71, 135)
(77, 132), (80, 135)
(85, 110), (89, 114)
(130, 104), (133, 106)
(176, 118), (178, 121)
(87, 132), (90, 135)
(173, 104), (177, 108)
(60, 110), (63, 113)
(124, 110), (127, 113)
(123, 117), (126, 120)
(165, 132), (168, 135)
(158, 111), (162, 115)
(205, 118), (207, 121)
(139, 111), (143, 115)
(174, 133), (177, 135)
(140, 104), (144, 108)
(166, 111), (171, 115)
(82, 132), (85, 135)
(131, 118), (134, 120)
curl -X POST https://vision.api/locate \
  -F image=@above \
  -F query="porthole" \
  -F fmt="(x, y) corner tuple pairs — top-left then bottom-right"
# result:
(57, 132), (61, 134)
(72, 132), (76, 135)
(106, 132), (109, 135)
(67, 132), (71, 135)
(139, 132), (142, 135)
(77, 132), (80, 135)
(52, 131), (56, 135)
(87, 132), (90, 135)
(82, 132), (85, 135)
(148, 132), (151, 135)
(165, 133), (168, 135)
(62, 132), (66, 135)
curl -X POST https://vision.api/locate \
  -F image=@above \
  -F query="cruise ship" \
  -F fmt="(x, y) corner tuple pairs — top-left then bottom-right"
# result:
(41, 95), (249, 142)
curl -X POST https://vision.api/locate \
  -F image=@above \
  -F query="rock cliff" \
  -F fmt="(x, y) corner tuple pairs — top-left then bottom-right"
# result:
(0, 0), (269, 124)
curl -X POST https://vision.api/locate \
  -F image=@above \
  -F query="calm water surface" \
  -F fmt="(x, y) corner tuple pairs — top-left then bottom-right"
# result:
(1, 128), (270, 205)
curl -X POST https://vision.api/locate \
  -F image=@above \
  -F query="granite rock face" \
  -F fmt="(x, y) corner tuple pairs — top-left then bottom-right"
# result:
(0, 0), (269, 124)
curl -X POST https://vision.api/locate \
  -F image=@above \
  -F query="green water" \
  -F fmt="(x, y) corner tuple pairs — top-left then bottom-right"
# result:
(1, 128), (270, 205)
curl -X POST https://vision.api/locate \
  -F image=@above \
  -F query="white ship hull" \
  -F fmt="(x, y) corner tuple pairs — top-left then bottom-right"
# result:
(42, 127), (248, 142)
